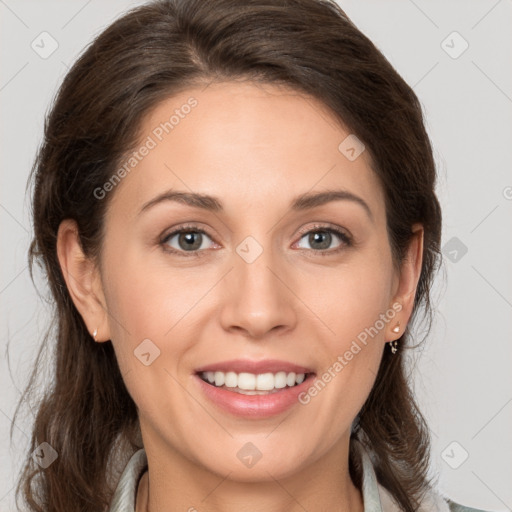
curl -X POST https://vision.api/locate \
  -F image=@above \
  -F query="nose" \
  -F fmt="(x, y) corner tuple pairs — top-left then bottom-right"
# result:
(218, 242), (298, 339)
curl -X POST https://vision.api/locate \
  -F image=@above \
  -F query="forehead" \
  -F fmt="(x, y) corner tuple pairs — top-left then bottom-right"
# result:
(108, 81), (385, 222)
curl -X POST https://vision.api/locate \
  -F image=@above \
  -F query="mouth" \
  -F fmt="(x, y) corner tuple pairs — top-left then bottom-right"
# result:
(197, 370), (315, 395)
(193, 362), (317, 418)
(194, 358), (315, 395)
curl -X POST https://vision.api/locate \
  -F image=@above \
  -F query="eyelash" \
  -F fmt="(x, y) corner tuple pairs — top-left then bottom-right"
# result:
(160, 223), (353, 258)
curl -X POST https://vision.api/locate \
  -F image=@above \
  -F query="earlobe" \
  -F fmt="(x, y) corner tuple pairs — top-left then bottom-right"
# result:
(56, 219), (110, 342)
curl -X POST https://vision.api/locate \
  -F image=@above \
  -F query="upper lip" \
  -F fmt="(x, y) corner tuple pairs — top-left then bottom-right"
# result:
(195, 359), (315, 375)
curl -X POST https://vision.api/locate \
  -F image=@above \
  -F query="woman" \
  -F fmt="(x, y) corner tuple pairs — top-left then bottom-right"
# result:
(14, 0), (491, 511)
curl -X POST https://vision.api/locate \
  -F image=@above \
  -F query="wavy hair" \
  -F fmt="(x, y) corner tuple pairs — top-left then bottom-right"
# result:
(12, 0), (442, 510)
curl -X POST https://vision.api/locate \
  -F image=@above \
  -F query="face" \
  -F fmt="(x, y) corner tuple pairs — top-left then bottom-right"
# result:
(65, 81), (417, 482)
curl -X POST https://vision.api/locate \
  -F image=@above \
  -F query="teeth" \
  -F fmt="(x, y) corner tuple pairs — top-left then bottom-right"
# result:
(238, 372), (256, 390)
(214, 371), (224, 387)
(201, 370), (308, 391)
(224, 371), (237, 388)
(295, 373), (305, 385)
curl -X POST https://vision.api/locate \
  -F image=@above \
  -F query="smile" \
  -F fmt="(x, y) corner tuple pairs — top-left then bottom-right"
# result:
(193, 359), (317, 418)
(199, 370), (310, 394)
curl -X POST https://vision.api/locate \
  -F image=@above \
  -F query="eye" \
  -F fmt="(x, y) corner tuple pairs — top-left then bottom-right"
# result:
(161, 225), (217, 256)
(294, 225), (352, 254)
(160, 223), (352, 257)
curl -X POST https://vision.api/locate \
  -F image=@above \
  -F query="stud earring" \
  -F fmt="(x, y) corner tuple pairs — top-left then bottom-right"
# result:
(92, 328), (98, 341)
(389, 322), (400, 354)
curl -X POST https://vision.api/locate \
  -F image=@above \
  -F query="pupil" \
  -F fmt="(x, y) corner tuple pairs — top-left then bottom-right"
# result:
(310, 231), (331, 250)
(179, 232), (202, 251)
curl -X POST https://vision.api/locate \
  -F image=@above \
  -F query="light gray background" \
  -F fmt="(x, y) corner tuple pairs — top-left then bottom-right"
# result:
(1, 1), (511, 511)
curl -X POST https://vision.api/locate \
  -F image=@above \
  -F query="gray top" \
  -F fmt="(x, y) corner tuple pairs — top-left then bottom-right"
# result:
(108, 443), (489, 512)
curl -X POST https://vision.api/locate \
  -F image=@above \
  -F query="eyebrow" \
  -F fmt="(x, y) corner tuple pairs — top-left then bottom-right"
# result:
(139, 189), (373, 221)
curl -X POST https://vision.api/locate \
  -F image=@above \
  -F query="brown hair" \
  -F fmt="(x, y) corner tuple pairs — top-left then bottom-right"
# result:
(12, 0), (442, 510)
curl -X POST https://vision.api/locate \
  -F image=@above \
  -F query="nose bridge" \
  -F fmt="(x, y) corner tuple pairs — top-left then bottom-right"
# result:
(237, 236), (279, 296)
(219, 234), (297, 337)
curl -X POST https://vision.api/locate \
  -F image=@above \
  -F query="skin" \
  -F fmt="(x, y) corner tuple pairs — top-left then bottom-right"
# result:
(57, 81), (423, 512)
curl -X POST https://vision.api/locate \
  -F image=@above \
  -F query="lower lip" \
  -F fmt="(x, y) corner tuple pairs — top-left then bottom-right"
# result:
(194, 373), (316, 419)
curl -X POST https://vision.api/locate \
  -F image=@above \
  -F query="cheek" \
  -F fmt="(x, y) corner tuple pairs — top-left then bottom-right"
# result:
(311, 257), (394, 347)
(100, 245), (219, 390)
(102, 244), (199, 338)
(298, 255), (393, 410)
(99, 246), (169, 375)
(298, 289), (387, 454)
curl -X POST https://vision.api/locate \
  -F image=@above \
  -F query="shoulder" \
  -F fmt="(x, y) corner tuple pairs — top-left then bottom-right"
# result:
(446, 498), (494, 512)
(378, 481), (492, 512)
(356, 440), (493, 512)
(418, 488), (494, 512)
(417, 489), (494, 512)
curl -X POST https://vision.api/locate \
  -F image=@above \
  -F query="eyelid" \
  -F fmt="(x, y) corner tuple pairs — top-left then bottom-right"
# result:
(292, 223), (353, 253)
(294, 222), (351, 240)
(159, 222), (352, 256)
(159, 223), (219, 257)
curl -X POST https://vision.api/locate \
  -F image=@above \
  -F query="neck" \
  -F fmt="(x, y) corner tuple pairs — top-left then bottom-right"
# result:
(135, 435), (364, 512)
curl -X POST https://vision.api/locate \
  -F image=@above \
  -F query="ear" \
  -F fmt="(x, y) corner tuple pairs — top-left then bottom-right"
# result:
(389, 223), (424, 338)
(56, 219), (111, 342)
